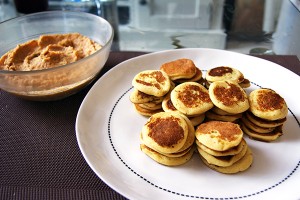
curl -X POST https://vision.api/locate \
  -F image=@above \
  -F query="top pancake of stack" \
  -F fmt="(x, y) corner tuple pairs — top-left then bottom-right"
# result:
(249, 88), (288, 120)
(171, 82), (214, 116)
(132, 70), (171, 97)
(206, 66), (244, 84)
(160, 58), (198, 81)
(208, 81), (249, 114)
(195, 121), (243, 151)
(141, 112), (190, 154)
(205, 66), (250, 89)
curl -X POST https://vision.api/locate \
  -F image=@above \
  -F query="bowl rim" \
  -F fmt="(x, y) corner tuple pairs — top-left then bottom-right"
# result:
(0, 10), (114, 75)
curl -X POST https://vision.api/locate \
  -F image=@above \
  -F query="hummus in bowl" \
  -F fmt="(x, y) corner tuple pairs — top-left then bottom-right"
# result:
(0, 11), (113, 101)
(0, 33), (101, 71)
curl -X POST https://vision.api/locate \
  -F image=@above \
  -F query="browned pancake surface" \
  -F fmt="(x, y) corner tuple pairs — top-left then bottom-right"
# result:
(160, 58), (197, 80)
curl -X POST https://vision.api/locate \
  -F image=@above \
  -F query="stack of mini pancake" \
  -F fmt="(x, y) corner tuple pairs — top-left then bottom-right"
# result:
(195, 121), (253, 174)
(130, 70), (172, 116)
(161, 92), (206, 127)
(206, 80), (250, 123)
(140, 112), (195, 166)
(160, 58), (203, 84)
(159, 58), (208, 126)
(204, 66), (250, 89)
(161, 81), (212, 126)
(131, 58), (291, 173)
(240, 88), (288, 142)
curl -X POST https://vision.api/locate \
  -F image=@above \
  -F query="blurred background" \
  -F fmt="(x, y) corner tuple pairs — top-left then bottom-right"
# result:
(0, 0), (299, 57)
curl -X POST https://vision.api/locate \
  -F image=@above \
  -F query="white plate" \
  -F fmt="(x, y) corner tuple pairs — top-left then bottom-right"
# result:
(76, 48), (300, 200)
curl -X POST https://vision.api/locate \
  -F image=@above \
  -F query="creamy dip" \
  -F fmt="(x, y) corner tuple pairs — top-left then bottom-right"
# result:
(0, 33), (101, 71)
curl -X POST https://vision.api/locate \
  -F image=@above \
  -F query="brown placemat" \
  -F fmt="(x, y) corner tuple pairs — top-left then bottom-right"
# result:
(0, 52), (299, 200)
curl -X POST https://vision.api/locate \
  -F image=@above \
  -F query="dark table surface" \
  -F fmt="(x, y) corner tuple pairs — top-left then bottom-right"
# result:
(0, 51), (299, 200)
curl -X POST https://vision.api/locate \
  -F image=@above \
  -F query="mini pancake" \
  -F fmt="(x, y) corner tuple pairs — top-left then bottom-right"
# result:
(160, 58), (197, 80)
(176, 113), (195, 152)
(249, 88), (288, 120)
(134, 104), (163, 116)
(140, 111), (195, 158)
(241, 115), (275, 133)
(140, 132), (193, 158)
(138, 102), (162, 110)
(162, 94), (207, 120)
(196, 138), (246, 157)
(141, 112), (189, 153)
(209, 81), (249, 114)
(169, 80), (176, 91)
(175, 67), (203, 83)
(211, 106), (238, 116)
(130, 88), (164, 104)
(245, 111), (286, 128)
(197, 142), (248, 167)
(140, 144), (194, 166)
(205, 110), (242, 122)
(132, 70), (171, 97)
(200, 148), (253, 174)
(171, 82), (213, 115)
(162, 93), (178, 113)
(241, 123), (283, 142)
(195, 121), (243, 151)
(142, 112), (195, 155)
(239, 78), (251, 88)
(206, 66), (244, 83)
(189, 114), (205, 126)
(160, 146), (193, 158)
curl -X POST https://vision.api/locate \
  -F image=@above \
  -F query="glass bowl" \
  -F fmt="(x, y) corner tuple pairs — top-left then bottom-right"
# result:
(0, 11), (113, 101)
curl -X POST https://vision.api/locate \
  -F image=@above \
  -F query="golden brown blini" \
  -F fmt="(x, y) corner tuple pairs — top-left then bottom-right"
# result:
(240, 115), (275, 133)
(245, 111), (286, 128)
(208, 81), (249, 114)
(141, 112), (189, 154)
(205, 110), (242, 122)
(130, 88), (164, 104)
(196, 138), (246, 157)
(241, 123), (283, 142)
(162, 93), (178, 113)
(206, 66), (244, 83)
(140, 144), (195, 166)
(175, 67), (203, 83)
(160, 58), (197, 80)
(211, 106), (238, 116)
(249, 88), (288, 121)
(189, 114), (205, 126)
(138, 102), (162, 110)
(134, 104), (163, 117)
(197, 142), (248, 167)
(199, 148), (253, 174)
(195, 121), (243, 151)
(239, 78), (251, 88)
(132, 70), (171, 97)
(171, 82), (213, 116)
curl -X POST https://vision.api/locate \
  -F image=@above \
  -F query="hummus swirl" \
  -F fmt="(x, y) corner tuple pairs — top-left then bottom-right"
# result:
(0, 33), (101, 71)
